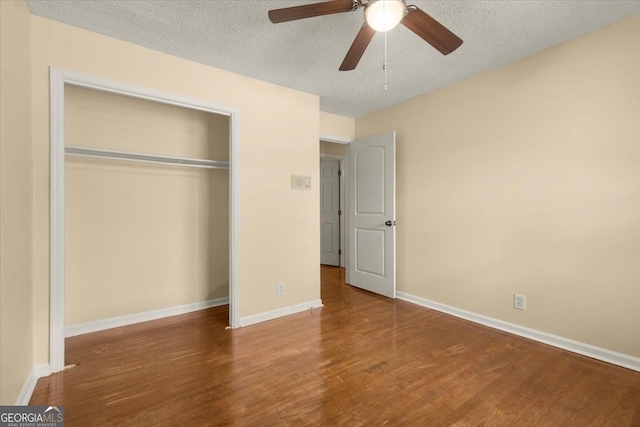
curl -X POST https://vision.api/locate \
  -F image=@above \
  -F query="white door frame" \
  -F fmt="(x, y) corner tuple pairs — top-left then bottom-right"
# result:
(49, 67), (241, 372)
(320, 154), (347, 268)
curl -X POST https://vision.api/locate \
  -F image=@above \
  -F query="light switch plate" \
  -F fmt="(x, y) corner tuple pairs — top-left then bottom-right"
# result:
(291, 175), (311, 190)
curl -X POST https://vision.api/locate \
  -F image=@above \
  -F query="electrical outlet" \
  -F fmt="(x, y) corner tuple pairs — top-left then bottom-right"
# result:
(277, 282), (285, 295)
(514, 294), (526, 311)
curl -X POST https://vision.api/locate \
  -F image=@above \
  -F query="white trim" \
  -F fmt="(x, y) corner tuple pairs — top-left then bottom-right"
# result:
(65, 298), (229, 338)
(343, 155), (350, 282)
(50, 68), (65, 373)
(55, 69), (233, 116)
(320, 134), (352, 144)
(49, 67), (242, 373)
(239, 299), (323, 327)
(338, 158), (346, 268)
(15, 364), (52, 406)
(229, 108), (241, 330)
(397, 292), (640, 372)
(342, 157), (349, 273)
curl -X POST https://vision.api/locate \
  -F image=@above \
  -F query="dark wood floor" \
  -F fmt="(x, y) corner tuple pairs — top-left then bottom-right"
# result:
(32, 266), (640, 426)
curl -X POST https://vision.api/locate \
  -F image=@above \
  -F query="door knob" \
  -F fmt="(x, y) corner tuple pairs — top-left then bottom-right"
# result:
(385, 220), (395, 226)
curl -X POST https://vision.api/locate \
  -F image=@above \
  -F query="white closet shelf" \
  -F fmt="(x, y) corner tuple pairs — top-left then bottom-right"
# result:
(65, 146), (229, 170)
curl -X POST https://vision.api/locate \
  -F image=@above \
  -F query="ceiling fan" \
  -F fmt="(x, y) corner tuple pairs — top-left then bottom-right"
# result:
(268, 0), (463, 71)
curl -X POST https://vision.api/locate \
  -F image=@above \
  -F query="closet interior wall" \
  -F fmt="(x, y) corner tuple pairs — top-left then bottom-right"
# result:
(64, 85), (229, 326)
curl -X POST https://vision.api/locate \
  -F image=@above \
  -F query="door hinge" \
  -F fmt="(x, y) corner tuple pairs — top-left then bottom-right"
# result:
(338, 170), (342, 176)
(339, 250), (342, 255)
(339, 210), (342, 216)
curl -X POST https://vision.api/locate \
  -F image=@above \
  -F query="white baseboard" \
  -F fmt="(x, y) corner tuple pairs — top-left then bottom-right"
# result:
(15, 363), (51, 406)
(239, 299), (323, 327)
(397, 292), (640, 372)
(65, 297), (229, 337)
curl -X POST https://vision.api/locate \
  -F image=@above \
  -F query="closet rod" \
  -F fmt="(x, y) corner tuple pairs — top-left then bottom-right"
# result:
(65, 146), (229, 170)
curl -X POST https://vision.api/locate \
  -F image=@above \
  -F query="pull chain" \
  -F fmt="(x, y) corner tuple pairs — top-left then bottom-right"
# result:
(383, 0), (388, 91)
(384, 28), (388, 90)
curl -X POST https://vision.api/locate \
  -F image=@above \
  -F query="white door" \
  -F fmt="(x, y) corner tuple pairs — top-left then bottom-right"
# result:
(320, 159), (340, 266)
(348, 132), (396, 298)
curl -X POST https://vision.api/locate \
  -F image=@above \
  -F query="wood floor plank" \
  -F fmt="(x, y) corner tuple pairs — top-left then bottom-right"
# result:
(30, 265), (640, 426)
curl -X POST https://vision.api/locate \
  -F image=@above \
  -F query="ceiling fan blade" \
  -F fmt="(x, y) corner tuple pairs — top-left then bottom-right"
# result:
(401, 6), (462, 55)
(268, 0), (356, 24)
(339, 24), (375, 71)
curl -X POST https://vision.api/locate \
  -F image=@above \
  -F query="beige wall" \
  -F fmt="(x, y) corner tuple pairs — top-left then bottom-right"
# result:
(320, 111), (355, 141)
(0, 0), (33, 404)
(65, 86), (229, 325)
(31, 16), (320, 364)
(320, 141), (347, 157)
(356, 15), (640, 357)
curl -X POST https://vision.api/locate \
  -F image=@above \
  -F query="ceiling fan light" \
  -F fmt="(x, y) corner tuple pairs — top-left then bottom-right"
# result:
(364, 0), (407, 32)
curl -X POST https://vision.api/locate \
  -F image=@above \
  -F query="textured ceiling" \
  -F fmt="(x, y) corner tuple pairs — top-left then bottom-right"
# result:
(27, 1), (640, 118)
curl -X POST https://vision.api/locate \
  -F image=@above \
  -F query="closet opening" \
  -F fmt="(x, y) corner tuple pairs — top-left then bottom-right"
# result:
(49, 68), (240, 372)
